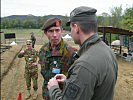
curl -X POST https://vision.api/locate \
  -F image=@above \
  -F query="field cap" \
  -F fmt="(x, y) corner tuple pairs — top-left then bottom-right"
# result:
(26, 40), (32, 45)
(66, 6), (97, 26)
(42, 17), (61, 32)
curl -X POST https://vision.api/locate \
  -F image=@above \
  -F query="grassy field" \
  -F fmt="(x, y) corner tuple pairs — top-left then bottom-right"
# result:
(0, 29), (73, 45)
(1, 28), (119, 47)
(1, 29), (43, 34)
(1, 29), (45, 44)
(1, 28), (118, 39)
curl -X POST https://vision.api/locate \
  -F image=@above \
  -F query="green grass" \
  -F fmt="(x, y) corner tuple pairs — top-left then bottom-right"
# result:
(98, 32), (119, 43)
(0, 29), (44, 44)
(1, 29), (119, 45)
(1, 29), (43, 34)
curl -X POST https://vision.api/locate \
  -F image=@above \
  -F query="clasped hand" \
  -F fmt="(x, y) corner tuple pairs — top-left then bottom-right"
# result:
(47, 74), (66, 90)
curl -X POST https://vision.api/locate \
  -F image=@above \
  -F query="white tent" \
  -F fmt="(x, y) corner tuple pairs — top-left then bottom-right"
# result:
(10, 41), (17, 46)
(62, 34), (72, 39)
(111, 40), (120, 46)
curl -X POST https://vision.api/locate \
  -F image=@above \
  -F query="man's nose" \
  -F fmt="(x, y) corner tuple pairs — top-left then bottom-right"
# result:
(53, 31), (57, 37)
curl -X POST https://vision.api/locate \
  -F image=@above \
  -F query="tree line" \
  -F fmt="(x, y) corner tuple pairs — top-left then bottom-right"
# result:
(1, 6), (133, 31)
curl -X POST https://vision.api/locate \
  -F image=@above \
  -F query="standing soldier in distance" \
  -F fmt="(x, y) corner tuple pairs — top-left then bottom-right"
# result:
(18, 40), (38, 99)
(38, 17), (78, 100)
(30, 32), (36, 48)
(47, 6), (118, 100)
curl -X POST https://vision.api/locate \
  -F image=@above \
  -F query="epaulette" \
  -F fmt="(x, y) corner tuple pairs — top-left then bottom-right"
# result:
(65, 43), (78, 56)
(40, 43), (49, 52)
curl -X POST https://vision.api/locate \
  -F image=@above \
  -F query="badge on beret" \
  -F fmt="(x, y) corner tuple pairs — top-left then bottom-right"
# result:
(65, 83), (80, 99)
(56, 20), (60, 27)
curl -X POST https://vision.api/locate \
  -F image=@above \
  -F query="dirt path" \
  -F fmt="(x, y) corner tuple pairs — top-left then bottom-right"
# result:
(1, 45), (133, 100)
(114, 57), (133, 100)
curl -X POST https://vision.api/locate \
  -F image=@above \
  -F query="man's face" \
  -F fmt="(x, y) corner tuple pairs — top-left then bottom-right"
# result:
(70, 23), (80, 45)
(45, 26), (62, 46)
(27, 44), (32, 50)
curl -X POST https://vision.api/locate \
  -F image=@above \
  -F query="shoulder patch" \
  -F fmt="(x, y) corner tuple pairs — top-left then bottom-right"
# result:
(65, 83), (80, 99)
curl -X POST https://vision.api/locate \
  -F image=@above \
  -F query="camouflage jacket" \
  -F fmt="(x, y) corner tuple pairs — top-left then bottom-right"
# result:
(18, 48), (38, 71)
(39, 39), (78, 81)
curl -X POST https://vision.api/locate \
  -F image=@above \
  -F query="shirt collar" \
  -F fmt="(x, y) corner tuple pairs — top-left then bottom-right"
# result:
(77, 33), (100, 56)
(48, 38), (65, 56)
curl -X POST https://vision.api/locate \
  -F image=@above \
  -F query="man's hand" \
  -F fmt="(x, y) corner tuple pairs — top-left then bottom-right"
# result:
(47, 77), (58, 90)
(54, 74), (66, 84)
(32, 62), (38, 66)
(20, 50), (24, 54)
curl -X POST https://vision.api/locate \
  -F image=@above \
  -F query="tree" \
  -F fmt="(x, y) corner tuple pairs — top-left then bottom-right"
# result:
(97, 12), (111, 26)
(110, 6), (123, 28)
(122, 7), (133, 31)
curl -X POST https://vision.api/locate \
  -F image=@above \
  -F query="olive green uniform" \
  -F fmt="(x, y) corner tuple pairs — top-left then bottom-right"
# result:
(18, 48), (38, 91)
(49, 34), (118, 100)
(30, 34), (36, 48)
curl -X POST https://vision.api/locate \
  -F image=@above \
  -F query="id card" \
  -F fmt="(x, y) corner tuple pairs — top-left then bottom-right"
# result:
(29, 58), (32, 61)
(52, 68), (61, 74)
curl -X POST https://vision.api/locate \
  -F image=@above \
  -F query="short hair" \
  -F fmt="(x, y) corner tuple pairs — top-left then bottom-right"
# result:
(72, 22), (97, 34)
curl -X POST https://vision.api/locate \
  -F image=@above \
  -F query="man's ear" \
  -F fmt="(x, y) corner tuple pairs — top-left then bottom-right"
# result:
(74, 24), (80, 34)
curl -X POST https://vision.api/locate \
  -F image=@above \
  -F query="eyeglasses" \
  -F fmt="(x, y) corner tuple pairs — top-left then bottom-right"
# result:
(47, 29), (61, 33)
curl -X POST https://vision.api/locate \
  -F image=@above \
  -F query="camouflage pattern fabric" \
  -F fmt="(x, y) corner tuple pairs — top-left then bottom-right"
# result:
(39, 39), (77, 99)
(18, 49), (38, 91)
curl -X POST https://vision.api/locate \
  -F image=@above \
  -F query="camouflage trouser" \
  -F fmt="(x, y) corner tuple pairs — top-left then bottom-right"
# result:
(42, 80), (50, 100)
(25, 69), (38, 91)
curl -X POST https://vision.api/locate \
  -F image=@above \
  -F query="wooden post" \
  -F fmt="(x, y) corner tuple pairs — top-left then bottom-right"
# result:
(103, 27), (106, 42)
(110, 33), (112, 48)
(120, 46), (122, 55)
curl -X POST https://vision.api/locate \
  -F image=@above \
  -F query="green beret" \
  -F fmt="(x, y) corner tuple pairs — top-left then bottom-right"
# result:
(42, 17), (61, 31)
(66, 6), (97, 26)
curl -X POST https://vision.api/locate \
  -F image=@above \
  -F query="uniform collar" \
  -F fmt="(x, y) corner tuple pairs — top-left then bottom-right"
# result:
(48, 38), (65, 56)
(77, 33), (100, 56)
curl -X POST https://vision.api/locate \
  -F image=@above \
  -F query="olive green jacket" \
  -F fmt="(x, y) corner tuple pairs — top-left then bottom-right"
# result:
(49, 34), (118, 100)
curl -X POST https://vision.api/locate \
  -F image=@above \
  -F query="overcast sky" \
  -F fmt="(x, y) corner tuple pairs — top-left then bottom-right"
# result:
(1, 0), (133, 17)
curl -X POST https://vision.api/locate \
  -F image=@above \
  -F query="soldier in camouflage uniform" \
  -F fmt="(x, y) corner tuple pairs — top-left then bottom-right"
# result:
(39, 17), (78, 100)
(18, 40), (38, 99)
(30, 32), (36, 48)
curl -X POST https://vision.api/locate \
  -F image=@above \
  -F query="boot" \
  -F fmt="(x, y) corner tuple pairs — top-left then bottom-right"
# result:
(32, 90), (38, 99)
(25, 90), (31, 99)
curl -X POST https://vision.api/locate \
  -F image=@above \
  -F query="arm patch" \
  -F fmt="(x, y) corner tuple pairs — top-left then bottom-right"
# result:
(65, 83), (80, 99)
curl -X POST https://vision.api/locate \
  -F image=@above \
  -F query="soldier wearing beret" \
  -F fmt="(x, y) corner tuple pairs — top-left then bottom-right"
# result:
(18, 40), (38, 99)
(39, 17), (78, 100)
(47, 6), (118, 100)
